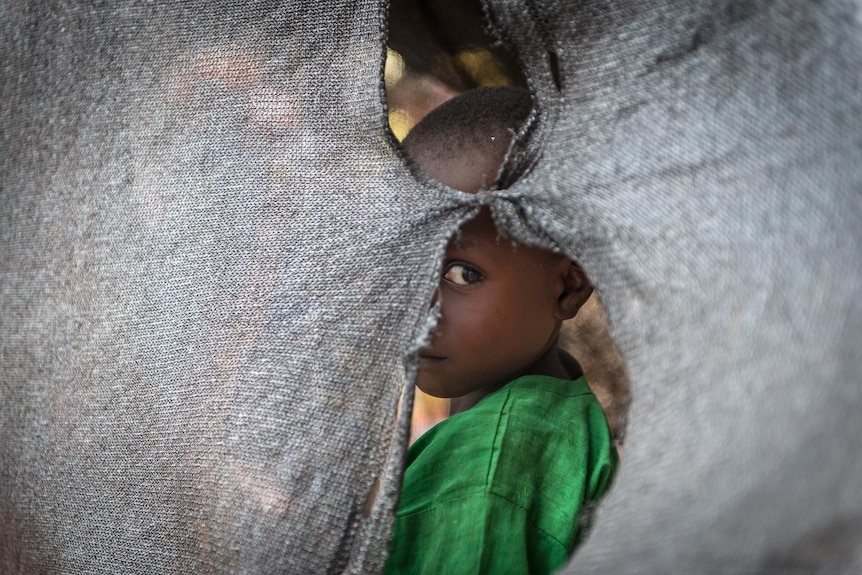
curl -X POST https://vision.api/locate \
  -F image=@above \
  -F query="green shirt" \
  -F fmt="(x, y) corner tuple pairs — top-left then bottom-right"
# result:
(384, 375), (617, 575)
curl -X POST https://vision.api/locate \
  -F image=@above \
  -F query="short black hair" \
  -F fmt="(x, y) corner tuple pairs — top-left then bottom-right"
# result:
(401, 86), (532, 180)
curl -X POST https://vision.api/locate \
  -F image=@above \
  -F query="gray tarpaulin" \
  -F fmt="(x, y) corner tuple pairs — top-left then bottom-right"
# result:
(2, 1), (860, 573)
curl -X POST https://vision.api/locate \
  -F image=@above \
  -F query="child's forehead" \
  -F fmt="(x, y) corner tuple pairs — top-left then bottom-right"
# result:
(447, 234), (500, 256)
(448, 212), (556, 258)
(450, 211), (506, 244)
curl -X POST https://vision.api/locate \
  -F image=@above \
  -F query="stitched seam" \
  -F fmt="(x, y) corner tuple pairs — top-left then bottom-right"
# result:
(394, 489), (490, 519)
(484, 490), (570, 550)
(485, 386), (512, 489)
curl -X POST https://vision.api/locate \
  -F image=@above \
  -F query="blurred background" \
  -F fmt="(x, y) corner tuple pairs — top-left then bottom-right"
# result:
(386, 0), (525, 142)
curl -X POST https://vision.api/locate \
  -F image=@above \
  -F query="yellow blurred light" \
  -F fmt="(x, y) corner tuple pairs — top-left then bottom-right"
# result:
(388, 108), (414, 142)
(385, 47), (405, 86)
(455, 48), (510, 87)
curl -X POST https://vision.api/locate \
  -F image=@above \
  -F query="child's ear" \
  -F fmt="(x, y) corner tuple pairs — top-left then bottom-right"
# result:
(555, 260), (593, 320)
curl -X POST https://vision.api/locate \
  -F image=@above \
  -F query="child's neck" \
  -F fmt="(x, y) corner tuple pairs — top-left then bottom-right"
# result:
(448, 345), (583, 415)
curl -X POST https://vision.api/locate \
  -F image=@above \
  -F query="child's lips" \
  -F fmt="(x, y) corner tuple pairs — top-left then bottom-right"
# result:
(418, 354), (446, 368)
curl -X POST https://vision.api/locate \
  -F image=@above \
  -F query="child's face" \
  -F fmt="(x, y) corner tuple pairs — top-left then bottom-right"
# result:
(417, 208), (570, 398)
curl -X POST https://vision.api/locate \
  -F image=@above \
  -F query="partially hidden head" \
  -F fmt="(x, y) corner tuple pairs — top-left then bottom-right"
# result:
(403, 87), (593, 402)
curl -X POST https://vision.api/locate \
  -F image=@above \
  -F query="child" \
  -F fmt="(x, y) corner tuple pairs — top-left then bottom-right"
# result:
(384, 87), (618, 574)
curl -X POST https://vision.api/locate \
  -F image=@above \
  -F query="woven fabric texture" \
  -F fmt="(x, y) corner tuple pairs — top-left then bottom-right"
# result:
(2, 1), (861, 573)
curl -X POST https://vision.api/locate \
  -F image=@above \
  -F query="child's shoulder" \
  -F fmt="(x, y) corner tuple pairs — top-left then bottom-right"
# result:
(488, 375), (616, 541)
(416, 374), (602, 449)
(504, 373), (595, 399)
(410, 375), (598, 458)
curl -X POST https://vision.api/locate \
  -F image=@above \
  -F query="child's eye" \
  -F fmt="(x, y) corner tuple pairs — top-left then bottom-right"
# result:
(443, 263), (484, 286)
